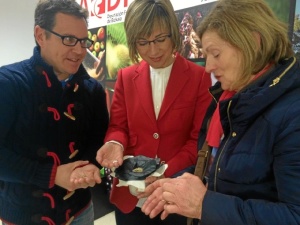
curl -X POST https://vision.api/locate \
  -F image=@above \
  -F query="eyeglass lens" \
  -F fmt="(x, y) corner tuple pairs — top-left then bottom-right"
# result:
(136, 34), (171, 47)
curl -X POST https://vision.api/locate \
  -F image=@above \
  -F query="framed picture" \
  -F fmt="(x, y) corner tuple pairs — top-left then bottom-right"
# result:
(264, 0), (296, 41)
(175, 1), (217, 60)
(288, 0), (296, 40)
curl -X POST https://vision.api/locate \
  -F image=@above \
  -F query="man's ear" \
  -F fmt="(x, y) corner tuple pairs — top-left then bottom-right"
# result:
(34, 25), (46, 47)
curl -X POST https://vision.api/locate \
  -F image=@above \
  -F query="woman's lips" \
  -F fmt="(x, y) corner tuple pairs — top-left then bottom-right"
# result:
(150, 56), (162, 62)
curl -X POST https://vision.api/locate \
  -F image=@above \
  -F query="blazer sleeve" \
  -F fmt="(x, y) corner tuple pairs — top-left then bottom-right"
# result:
(104, 68), (130, 147)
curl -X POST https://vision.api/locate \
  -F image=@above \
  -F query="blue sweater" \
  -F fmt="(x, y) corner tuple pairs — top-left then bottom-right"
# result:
(0, 47), (109, 224)
(199, 57), (300, 225)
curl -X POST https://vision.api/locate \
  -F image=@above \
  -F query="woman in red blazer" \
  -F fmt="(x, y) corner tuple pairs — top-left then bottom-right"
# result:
(96, 0), (212, 224)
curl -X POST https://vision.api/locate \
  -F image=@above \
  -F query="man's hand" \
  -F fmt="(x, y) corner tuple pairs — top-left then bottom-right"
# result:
(55, 161), (101, 191)
(55, 160), (89, 191)
(70, 163), (102, 188)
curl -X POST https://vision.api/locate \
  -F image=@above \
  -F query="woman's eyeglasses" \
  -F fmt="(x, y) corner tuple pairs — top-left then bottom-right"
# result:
(136, 34), (171, 48)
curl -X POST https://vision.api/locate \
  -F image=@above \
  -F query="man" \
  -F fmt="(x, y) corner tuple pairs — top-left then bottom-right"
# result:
(0, 0), (109, 224)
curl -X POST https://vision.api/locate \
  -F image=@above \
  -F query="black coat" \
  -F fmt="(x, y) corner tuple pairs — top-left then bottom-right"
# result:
(0, 47), (109, 224)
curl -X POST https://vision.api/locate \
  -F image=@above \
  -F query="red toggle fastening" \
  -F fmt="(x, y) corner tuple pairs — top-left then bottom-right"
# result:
(64, 104), (75, 120)
(43, 193), (55, 209)
(47, 107), (60, 121)
(42, 71), (52, 87)
(68, 142), (79, 159)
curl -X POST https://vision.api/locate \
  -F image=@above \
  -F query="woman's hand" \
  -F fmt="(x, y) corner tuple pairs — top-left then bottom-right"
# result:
(140, 173), (207, 220)
(138, 178), (170, 218)
(144, 174), (165, 186)
(96, 142), (123, 168)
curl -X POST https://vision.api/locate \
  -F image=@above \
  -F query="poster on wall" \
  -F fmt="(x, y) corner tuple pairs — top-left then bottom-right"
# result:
(77, 0), (216, 77)
(76, 0), (218, 106)
(264, 0), (297, 58)
(175, 1), (216, 68)
(77, 0), (297, 105)
(264, 0), (296, 41)
(176, 1), (216, 60)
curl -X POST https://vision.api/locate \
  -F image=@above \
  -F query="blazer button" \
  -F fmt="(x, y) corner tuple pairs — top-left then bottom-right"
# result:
(153, 133), (159, 139)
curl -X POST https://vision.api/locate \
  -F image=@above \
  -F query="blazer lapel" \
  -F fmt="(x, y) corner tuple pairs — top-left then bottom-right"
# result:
(158, 55), (190, 120)
(133, 62), (157, 123)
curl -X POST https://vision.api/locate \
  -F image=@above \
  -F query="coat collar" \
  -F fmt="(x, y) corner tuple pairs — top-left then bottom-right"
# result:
(132, 54), (191, 122)
(31, 46), (90, 87)
(219, 57), (299, 127)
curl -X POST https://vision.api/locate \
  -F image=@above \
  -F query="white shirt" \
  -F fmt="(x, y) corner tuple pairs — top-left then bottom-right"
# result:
(136, 63), (173, 208)
(150, 64), (173, 119)
(106, 64), (173, 150)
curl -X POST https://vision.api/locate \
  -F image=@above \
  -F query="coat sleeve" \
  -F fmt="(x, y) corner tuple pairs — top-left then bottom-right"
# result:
(0, 68), (56, 189)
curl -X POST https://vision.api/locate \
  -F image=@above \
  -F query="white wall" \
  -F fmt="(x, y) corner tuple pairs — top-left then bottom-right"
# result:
(0, 0), (38, 66)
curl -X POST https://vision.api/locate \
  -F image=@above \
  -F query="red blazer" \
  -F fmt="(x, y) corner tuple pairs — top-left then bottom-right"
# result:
(105, 54), (212, 213)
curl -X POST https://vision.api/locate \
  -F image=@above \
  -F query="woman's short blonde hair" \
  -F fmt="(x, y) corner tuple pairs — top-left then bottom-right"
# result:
(124, 0), (180, 64)
(197, 0), (294, 89)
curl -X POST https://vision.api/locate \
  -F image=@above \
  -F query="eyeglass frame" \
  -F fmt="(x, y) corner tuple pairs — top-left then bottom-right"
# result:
(136, 34), (172, 47)
(44, 29), (94, 48)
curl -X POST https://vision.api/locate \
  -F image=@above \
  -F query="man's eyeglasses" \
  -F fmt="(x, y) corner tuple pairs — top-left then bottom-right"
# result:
(136, 34), (171, 48)
(45, 29), (94, 48)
